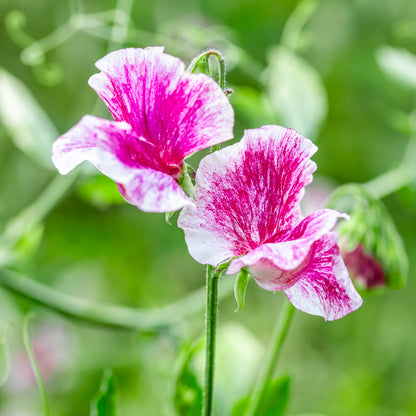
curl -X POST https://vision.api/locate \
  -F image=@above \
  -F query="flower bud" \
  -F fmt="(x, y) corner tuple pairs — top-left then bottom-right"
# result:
(328, 184), (407, 290)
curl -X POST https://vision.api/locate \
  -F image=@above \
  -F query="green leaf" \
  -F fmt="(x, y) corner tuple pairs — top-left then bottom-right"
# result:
(232, 375), (291, 416)
(0, 68), (58, 169)
(376, 46), (416, 89)
(174, 342), (203, 416)
(90, 369), (118, 416)
(264, 46), (327, 139)
(234, 268), (249, 312)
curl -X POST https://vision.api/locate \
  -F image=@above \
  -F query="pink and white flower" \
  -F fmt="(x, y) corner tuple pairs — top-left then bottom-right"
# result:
(178, 125), (362, 320)
(52, 47), (234, 212)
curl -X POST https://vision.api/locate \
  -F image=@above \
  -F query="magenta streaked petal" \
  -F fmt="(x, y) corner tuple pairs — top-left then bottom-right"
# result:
(52, 115), (134, 180)
(117, 169), (192, 213)
(52, 115), (191, 212)
(52, 114), (172, 178)
(287, 209), (348, 241)
(88, 47), (234, 166)
(178, 125), (318, 265)
(285, 233), (363, 321)
(226, 209), (347, 280)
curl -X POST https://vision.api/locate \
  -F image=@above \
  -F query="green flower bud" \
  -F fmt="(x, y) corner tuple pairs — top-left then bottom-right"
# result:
(328, 184), (407, 290)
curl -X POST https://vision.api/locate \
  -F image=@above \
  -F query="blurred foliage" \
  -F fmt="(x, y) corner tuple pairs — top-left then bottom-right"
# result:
(90, 369), (118, 416)
(329, 184), (408, 290)
(173, 341), (203, 416)
(0, 0), (416, 415)
(232, 375), (290, 416)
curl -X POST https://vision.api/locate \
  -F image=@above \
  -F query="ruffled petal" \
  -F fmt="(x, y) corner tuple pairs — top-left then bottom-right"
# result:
(88, 47), (234, 167)
(284, 233), (363, 321)
(178, 125), (318, 265)
(52, 115), (134, 180)
(52, 115), (191, 212)
(226, 209), (347, 288)
(117, 169), (192, 213)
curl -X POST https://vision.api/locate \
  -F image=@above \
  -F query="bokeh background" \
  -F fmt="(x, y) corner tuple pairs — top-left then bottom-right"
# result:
(0, 0), (416, 415)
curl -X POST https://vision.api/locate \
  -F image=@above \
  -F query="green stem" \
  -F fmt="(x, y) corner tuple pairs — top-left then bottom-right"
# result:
(245, 299), (295, 416)
(363, 136), (416, 199)
(280, 0), (318, 52)
(0, 269), (233, 331)
(106, 0), (133, 52)
(23, 313), (50, 416)
(202, 265), (220, 416)
(363, 164), (415, 199)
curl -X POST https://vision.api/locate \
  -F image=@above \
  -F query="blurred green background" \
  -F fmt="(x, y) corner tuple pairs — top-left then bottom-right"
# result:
(0, 0), (416, 415)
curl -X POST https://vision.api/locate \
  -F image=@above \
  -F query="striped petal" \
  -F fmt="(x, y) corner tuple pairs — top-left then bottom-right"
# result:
(285, 233), (363, 321)
(89, 47), (234, 166)
(52, 115), (191, 212)
(227, 209), (347, 289)
(178, 125), (318, 265)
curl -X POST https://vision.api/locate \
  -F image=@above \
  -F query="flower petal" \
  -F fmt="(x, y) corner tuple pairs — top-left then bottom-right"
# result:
(178, 125), (317, 265)
(284, 233), (363, 321)
(52, 115), (191, 212)
(117, 169), (192, 213)
(226, 209), (347, 288)
(88, 47), (234, 166)
(52, 115), (133, 179)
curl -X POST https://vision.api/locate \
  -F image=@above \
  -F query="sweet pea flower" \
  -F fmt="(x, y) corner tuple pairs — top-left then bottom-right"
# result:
(52, 47), (234, 212)
(178, 125), (363, 320)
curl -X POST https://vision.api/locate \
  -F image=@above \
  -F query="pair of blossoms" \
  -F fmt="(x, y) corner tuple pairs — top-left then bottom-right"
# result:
(52, 47), (362, 321)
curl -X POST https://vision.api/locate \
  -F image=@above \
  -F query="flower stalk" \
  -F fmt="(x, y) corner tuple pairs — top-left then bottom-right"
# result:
(202, 265), (220, 416)
(363, 163), (415, 200)
(245, 298), (295, 416)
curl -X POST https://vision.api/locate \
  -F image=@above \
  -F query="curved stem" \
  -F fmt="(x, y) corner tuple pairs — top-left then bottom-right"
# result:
(202, 265), (220, 416)
(363, 162), (416, 200)
(363, 136), (416, 200)
(106, 0), (133, 52)
(23, 313), (50, 416)
(0, 269), (233, 332)
(245, 298), (295, 416)
(0, 174), (78, 248)
(280, 0), (318, 52)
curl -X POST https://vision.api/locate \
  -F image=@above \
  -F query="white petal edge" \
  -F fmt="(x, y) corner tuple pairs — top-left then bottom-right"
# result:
(52, 115), (192, 213)
(284, 233), (363, 321)
(226, 209), (348, 276)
